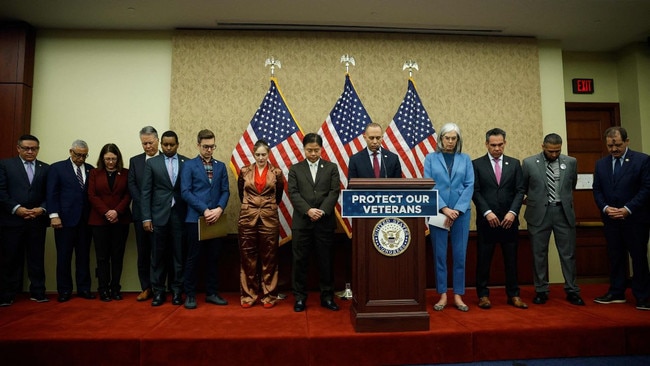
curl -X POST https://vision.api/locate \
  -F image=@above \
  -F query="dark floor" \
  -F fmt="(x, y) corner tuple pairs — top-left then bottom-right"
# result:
(430, 355), (650, 366)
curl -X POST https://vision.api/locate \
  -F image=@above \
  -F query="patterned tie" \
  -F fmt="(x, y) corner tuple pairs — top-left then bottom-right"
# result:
(493, 158), (501, 185)
(25, 161), (34, 184)
(373, 152), (380, 178)
(613, 157), (621, 177)
(546, 162), (556, 203)
(76, 165), (84, 189)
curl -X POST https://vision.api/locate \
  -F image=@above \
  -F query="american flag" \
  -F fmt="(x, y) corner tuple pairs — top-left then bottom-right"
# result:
(318, 74), (372, 237)
(382, 78), (437, 178)
(230, 78), (304, 244)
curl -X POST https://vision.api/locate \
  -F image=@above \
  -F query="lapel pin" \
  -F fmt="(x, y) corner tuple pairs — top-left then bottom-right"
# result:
(560, 163), (566, 170)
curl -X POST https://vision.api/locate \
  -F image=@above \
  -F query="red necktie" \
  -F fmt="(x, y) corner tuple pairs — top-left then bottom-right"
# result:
(373, 152), (380, 178)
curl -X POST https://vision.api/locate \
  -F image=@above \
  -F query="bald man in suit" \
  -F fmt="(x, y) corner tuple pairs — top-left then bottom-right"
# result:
(522, 133), (583, 306)
(348, 122), (402, 179)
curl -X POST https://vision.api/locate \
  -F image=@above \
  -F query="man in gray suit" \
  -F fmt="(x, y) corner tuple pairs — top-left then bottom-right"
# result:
(288, 133), (341, 312)
(472, 128), (527, 310)
(522, 133), (584, 306)
(141, 130), (187, 306)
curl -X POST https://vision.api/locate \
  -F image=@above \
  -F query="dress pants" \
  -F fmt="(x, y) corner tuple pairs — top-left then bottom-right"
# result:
(133, 221), (154, 291)
(54, 224), (92, 294)
(92, 224), (129, 293)
(183, 223), (221, 297)
(238, 218), (279, 304)
(151, 210), (185, 295)
(476, 221), (520, 298)
(291, 225), (334, 302)
(0, 221), (47, 298)
(603, 219), (650, 301)
(528, 204), (579, 294)
(430, 210), (471, 295)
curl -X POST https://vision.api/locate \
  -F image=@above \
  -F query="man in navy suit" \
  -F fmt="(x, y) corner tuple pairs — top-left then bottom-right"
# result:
(348, 123), (402, 179)
(142, 130), (188, 306)
(592, 127), (650, 310)
(180, 129), (230, 309)
(47, 139), (95, 302)
(288, 133), (341, 312)
(472, 128), (527, 310)
(128, 126), (159, 301)
(0, 135), (49, 306)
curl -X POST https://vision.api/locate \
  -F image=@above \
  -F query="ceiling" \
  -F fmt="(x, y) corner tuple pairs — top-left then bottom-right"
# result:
(2, 0), (650, 52)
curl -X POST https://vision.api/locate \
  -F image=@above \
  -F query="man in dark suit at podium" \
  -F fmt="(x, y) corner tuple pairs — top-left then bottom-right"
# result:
(472, 128), (527, 310)
(288, 133), (341, 312)
(348, 123), (402, 179)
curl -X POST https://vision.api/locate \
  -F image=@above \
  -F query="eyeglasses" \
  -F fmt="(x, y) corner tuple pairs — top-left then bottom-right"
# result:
(201, 145), (216, 150)
(70, 150), (88, 159)
(18, 145), (39, 152)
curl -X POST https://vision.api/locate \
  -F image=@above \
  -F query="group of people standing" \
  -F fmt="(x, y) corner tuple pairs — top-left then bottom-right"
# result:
(1, 122), (649, 313)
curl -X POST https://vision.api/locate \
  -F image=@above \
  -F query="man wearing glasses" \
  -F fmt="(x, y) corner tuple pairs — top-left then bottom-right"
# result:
(180, 129), (230, 309)
(0, 135), (49, 306)
(47, 140), (96, 302)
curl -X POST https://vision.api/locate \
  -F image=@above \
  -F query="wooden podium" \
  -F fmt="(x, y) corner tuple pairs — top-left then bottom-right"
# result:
(348, 178), (434, 332)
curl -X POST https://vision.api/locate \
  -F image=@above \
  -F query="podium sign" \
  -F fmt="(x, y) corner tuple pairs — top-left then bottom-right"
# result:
(344, 178), (435, 332)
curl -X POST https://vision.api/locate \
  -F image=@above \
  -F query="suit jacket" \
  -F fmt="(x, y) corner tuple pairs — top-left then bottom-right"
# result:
(288, 159), (340, 230)
(522, 153), (577, 227)
(180, 156), (230, 223)
(0, 157), (49, 227)
(472, 154), (525, 225)
(348, 148), (402, 179)
(237, 163), (284, 229)
(423, 152), (474, 214)
(87, 168), (132, 226)
(128, 153), (148, 221)
(593, 149), (650, 224)
(47, 159), (94, 227)
(141, 153), (188, 226)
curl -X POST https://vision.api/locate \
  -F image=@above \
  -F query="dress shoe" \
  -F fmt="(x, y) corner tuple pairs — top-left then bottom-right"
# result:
(320, 299), (339, 311)
(58, 293), (71, 303)
(0, 295), (14, 307)
(172, 293), (183, 305)
(241, 302), (253, 309)
(184, 296), (197, 309)
(636, 299), (650, 311)
(508, 296), (528, 309)
(206, 294), (228, 305)
(478, 296), (491, 309)
(263, 302), (275, 309)
(112, 291), (123, 301)
(594, 293), (626, 304)
(294, 299), (306, 312)
(566, 293), (585, 306)
(100, 291), (112, 302)
(533, 292), (548, 304)
(151, 293), (166, 306)
(136, 288), (153, 302)
(30, 294), (49, 303)
(78, 290), (96, 300)
(454, 302), (469, 312)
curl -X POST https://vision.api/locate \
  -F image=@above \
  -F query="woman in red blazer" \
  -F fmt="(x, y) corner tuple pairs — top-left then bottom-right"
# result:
(88, 143), (132, 302)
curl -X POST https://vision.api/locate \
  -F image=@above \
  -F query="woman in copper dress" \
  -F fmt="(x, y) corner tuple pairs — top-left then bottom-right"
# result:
(237, 140), (284, 308)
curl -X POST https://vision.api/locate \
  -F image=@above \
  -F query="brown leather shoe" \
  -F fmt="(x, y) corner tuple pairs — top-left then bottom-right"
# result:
(137, 288), (153, 302)
(508, 296), (528, 309)
(478, 296), (491, 309)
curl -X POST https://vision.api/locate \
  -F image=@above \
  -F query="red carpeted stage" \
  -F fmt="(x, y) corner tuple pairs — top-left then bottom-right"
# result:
(1, 283), (648, 366)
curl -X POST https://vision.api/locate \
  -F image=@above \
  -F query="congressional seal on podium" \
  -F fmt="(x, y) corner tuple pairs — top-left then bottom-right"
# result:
(372, 217), (411, 257)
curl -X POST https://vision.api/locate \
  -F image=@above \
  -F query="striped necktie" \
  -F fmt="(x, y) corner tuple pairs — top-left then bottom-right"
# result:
(546, 162), (556, 202)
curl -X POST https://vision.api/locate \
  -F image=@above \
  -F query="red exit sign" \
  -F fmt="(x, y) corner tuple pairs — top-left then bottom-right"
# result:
(572, 78), (594, 94)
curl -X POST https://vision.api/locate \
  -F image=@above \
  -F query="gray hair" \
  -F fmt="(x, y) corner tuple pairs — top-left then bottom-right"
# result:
(139, 126), (158, 139)
(70, 139), (88, 150)
(436, 122), (463, 153)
